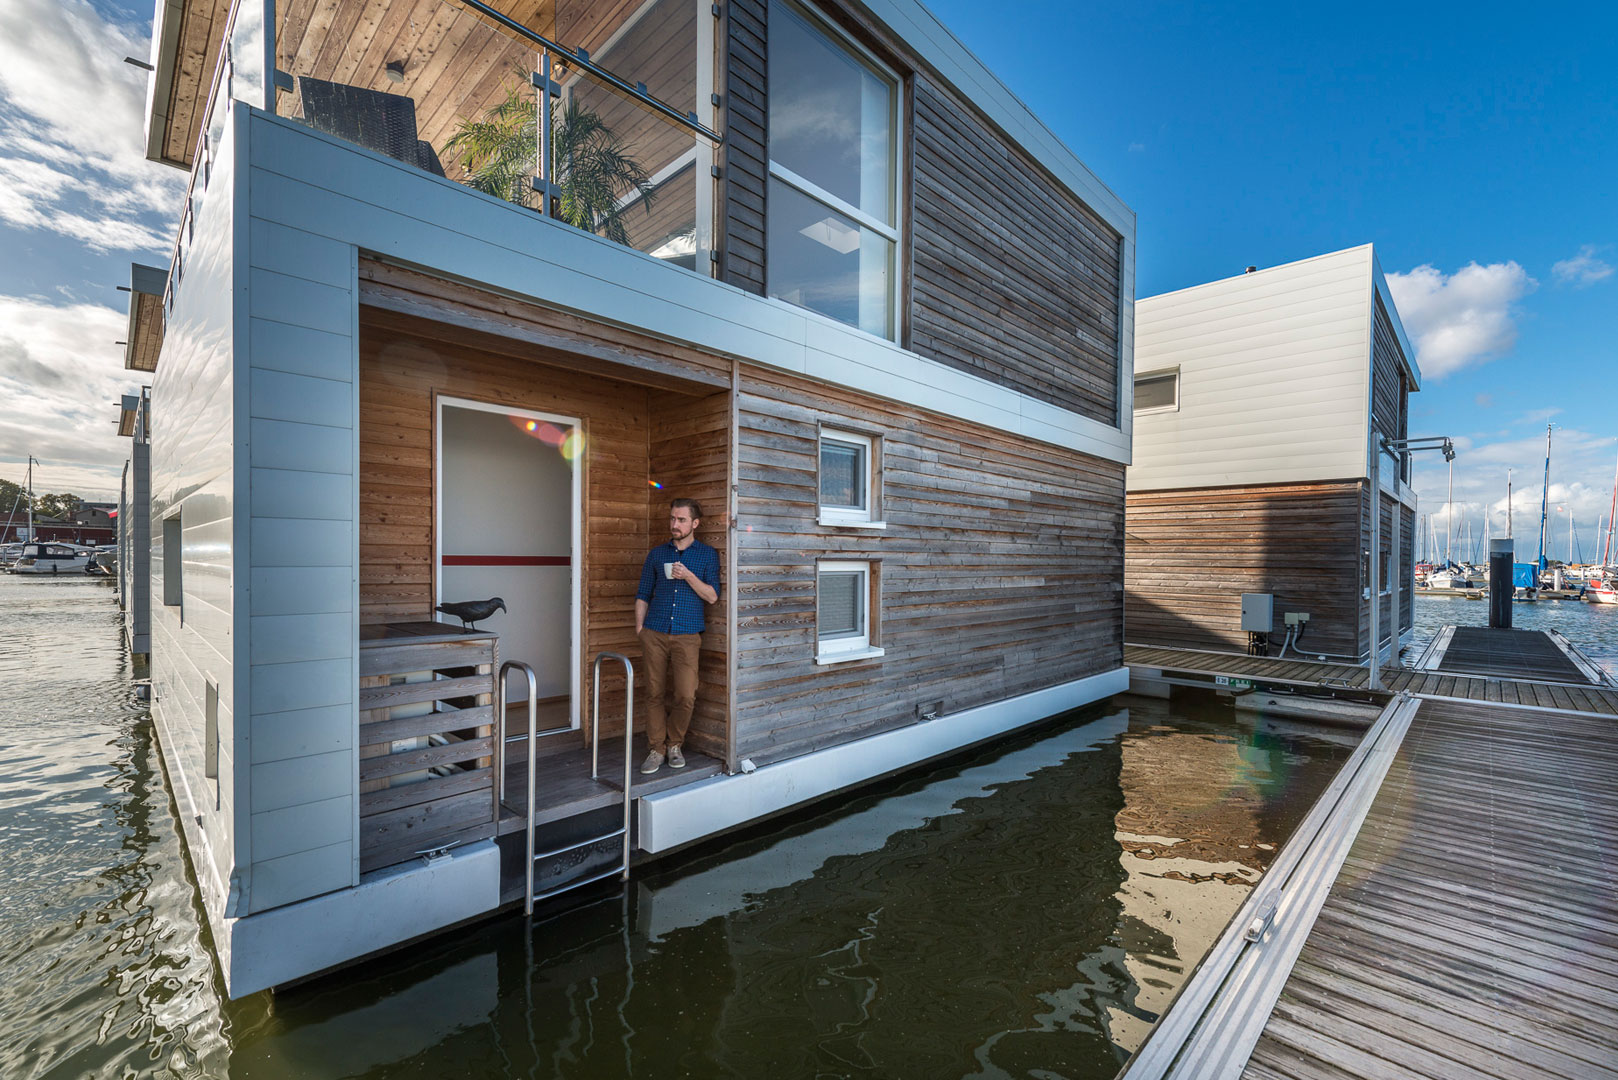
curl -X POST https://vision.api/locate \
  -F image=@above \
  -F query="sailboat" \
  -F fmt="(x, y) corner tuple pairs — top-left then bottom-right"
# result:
(1592, 449), (1618, 604)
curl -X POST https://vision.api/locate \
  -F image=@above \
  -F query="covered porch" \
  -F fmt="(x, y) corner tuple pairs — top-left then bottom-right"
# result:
(352, 261), (734, 881)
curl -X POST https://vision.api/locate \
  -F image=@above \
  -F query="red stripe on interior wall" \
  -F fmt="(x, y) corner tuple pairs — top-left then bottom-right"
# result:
(441, 555), (572, 567)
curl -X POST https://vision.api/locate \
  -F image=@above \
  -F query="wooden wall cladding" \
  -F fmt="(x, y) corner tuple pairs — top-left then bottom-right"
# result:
(719, 0), (1122, 419)
(720, 0), (768, 294)
(910, 75), (1122, 425)
(732, 365), (1124, 768)
(646, 390), (732, 763)
(1125, 482), (1364, 658)
(1372, 295), (1407, 453)
(357, 307), (728, 737)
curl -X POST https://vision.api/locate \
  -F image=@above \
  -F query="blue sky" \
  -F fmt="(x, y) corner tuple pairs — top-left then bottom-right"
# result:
(1, 0), (1614, 560)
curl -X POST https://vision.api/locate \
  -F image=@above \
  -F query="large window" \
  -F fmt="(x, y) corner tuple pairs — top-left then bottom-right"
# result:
(767, 0), (899, 338)
(816, 560), (883, 663)
(818, 428), (884, 527)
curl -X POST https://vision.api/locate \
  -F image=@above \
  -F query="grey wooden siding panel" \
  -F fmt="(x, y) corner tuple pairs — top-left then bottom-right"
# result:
(1125, 482), (1364, 658)
(909, 75), (1121, 423)
(721, 0), (767, 294)
(732, 366), (1124, 767)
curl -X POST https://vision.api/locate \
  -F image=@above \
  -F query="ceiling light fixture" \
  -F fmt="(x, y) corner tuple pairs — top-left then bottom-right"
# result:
(385, 59), (407, 84)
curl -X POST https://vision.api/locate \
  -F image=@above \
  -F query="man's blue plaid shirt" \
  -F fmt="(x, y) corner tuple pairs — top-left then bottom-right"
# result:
(637, 539), (722, 634)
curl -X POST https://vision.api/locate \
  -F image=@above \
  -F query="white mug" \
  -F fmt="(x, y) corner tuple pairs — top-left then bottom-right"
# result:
(664, 561), (678, 580)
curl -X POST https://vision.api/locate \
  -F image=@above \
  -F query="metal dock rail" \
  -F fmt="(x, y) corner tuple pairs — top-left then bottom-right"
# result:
(1118, 629), (1618, 1080)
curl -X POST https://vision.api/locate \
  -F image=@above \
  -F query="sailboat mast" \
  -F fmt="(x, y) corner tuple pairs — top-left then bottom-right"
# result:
(1536, 424), (1552, 573)
(1445, 457), (1453, 563)
(1604, 449), (1618, 568)
(25, 455), (33, 540)
(1507, 469), (1513, 540)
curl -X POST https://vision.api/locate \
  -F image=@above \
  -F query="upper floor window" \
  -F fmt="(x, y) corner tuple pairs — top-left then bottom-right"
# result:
(1134, 370), (1178, 414)
(767, 0), (900, 339)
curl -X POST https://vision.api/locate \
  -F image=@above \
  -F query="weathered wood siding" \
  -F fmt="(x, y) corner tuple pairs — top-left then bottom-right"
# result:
(909, 75), (1120, 423)
(646, 390), (732, 763)
(733, 366), (1124, 767)
(1125, 481), (1364, 659)
(1371, 293), (1409, 455)
(720, 0), (767, 294)
(719, 0), (1121, 420)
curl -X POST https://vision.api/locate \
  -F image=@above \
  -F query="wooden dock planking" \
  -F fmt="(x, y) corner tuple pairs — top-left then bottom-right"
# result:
(1124, 640), (1618, 716)
(1237, 697), (1618, 1080)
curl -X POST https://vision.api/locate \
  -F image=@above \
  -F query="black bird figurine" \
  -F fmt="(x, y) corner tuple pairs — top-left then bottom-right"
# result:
(436, 597), (506, 630)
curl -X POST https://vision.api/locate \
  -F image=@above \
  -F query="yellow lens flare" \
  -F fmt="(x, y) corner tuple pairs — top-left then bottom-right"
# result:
(560, 430), (584, 461)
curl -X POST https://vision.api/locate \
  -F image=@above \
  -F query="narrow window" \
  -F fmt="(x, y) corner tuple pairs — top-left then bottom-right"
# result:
(204, 677), (220, 809)
(1134, 371), (1178, 413)
(767, 0), (900, 338)
(816, 560), (883, 663)
(162, 513), (182, 607)
(818, 429), (882, 526)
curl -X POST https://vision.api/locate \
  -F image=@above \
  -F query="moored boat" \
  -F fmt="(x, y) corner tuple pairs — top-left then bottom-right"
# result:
(8, 541), (96, 575)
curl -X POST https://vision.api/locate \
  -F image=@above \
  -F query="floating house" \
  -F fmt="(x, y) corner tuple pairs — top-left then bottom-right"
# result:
(1125, 246), (1419, 663)
(124, 0), (1135, 995)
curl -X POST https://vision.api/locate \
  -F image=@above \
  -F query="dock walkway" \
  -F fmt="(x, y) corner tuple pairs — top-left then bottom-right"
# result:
(1126, 634), (1618, 715)
(1119, 628), (1618, 1080)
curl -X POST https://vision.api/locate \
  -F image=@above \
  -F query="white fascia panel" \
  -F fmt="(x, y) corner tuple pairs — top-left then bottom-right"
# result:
(639, 667), (1130, 853)
(144, 0), (187, 166)
(246, 112), (1130, 464)
(223, 840), (500, 997)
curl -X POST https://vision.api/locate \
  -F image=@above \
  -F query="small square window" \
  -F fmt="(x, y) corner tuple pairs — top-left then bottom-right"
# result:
(1134, 371), (1178, 413)
(818, 429), (884, 528)
(816, 560), (883, 663)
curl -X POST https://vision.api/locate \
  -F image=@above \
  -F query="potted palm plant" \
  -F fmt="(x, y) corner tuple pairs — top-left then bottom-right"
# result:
(445, 79), (654, 244)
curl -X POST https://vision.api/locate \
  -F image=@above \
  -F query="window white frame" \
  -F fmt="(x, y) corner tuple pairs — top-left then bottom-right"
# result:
(815, 559), (884, 663)
(766, 0), (904, 340)
(1133, 368), (1179, 415)
(817, 428), (885, 528)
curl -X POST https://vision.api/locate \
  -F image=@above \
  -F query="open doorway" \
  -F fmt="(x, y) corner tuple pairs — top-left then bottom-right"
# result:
(436, 397), (581, 734)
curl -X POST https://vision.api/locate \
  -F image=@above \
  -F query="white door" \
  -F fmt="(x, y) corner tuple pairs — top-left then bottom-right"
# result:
(437, 399), (580, 726)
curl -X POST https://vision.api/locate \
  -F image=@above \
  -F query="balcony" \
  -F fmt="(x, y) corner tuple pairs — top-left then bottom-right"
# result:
(272, 0), (720, 271)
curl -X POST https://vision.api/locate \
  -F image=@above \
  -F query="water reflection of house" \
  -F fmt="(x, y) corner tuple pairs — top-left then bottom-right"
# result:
(1125, 246), (1420, 662)
(119, 0), (1137, 995)
(1103, 721), (1290, 1051)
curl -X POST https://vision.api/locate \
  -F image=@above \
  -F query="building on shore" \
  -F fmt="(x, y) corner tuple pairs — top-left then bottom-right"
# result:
(1124, 246), (1419, 663)
(121, 0), (1137, 996)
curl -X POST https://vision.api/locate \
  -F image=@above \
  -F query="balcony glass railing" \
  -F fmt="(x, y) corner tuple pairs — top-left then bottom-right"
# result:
(272, 0), (718, 273)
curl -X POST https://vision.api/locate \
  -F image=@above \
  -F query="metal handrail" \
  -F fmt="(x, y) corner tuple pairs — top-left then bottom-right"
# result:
(592, 652), (635, 883)
(498, 660), (538, 806)
(458, 0), (722, 142)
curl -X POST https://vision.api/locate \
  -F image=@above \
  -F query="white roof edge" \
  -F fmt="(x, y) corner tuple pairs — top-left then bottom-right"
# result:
(130, 262), (169, 296)
(1367, 246), (1420, 390)
(856, 0), (1135, 238)
(1138, 244), (1376, 308)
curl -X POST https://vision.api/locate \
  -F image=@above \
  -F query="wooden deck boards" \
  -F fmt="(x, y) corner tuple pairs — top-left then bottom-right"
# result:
(1239, 697), (1618, 1080)
(1124, 642), (1618, 715)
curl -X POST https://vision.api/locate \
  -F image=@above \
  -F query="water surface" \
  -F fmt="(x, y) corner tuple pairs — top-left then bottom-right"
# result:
(1, 574), (1359, 1078)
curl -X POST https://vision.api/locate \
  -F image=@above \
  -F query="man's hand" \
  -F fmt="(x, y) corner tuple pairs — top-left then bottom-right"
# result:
(669, 561), (692, 582)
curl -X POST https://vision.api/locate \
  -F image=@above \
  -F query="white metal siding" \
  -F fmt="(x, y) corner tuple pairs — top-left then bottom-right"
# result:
(244, 193), (361, 913)
(147, 93), (241, 938)
(1128, 246), (1375, 491)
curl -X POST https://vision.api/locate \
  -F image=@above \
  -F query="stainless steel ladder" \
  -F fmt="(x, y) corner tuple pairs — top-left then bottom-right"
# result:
(501, 654), (635, 915)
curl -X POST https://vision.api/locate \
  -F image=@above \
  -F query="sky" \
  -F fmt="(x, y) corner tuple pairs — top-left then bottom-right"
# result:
(1, 0), (1615, 562)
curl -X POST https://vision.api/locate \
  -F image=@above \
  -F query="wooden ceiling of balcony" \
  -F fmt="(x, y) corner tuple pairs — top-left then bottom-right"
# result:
(159, 0), (231, 167)
(273, 0), (687, 177)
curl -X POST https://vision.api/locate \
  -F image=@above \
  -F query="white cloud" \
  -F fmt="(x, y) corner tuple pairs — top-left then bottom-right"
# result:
(1513, 407), (1561, 426)
(1551, 245), (1614, 287)
(0, 0), (183, 254)
(0, 294), (141, 501)
(1384, 261), (1536, 380)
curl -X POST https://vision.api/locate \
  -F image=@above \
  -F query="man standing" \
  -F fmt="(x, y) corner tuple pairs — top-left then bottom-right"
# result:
(635, 498), (721, 774)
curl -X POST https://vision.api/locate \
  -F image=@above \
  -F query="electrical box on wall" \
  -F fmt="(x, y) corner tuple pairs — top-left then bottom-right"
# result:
(1241, 593), (1273, 632)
